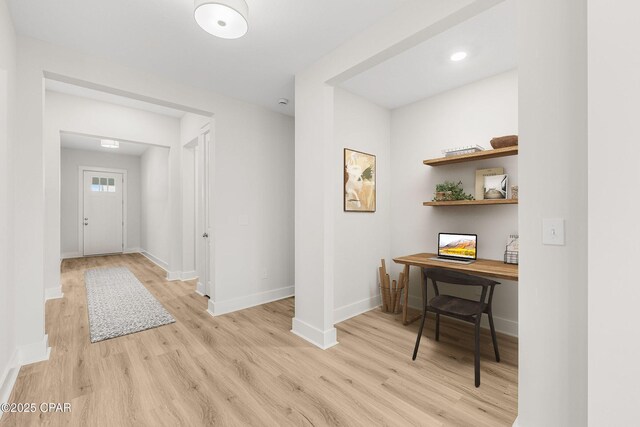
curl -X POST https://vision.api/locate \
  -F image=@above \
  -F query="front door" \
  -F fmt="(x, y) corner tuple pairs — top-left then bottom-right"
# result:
(83, 170), (124, 256)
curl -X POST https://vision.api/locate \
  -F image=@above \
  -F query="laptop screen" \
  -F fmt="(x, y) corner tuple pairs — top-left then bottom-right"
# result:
(438, 233), (477, 260)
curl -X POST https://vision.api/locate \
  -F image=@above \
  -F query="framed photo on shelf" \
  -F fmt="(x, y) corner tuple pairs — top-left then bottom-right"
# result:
(484, 174), (508, 199)
(344, 148), (376, 212)
(475, 167), (504, 200)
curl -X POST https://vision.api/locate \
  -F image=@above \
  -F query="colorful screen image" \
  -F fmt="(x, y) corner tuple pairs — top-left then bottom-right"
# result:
(438, 233), (477, 259)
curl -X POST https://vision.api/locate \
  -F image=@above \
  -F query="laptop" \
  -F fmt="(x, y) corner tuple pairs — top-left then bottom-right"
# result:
(429, 232), (477, 264)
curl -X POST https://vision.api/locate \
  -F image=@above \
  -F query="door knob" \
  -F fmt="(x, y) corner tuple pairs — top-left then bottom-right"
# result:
(84, 222), (88, 226)
(202, 233), (209, 238)
(84, 217), (88, 220)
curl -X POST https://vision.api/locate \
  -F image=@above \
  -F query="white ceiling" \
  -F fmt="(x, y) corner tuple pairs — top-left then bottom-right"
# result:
(46, 80), (187, 118)
(340, 0), (517, 110)
(60, 133), (156, 156)
(8, 0), (409, 116)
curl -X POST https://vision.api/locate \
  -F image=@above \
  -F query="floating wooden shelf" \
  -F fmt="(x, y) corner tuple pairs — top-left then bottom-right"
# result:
(423, 199), (518, 207)
(423, 146), (518, 166)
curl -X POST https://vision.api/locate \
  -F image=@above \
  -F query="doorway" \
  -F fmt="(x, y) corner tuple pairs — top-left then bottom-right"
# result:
(49, 78), (213, 292)
(80, 168), (126, 256)
(195, 129), (213, 297)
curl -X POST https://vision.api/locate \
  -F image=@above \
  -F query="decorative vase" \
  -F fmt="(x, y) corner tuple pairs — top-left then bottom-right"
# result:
(510, 185), (519, 199)
(435, 191), (452, 201)
(490, 135), (518, 149)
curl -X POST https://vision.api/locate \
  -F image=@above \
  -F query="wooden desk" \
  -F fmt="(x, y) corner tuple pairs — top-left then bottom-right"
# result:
(393, 253), (518, 324)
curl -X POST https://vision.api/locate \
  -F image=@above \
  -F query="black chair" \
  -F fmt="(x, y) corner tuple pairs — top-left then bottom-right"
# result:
(412, 268), (501, 387)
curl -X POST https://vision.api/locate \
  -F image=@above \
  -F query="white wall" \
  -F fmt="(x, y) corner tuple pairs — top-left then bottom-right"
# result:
(180, 112), (210, 146)
(209, 100), (295, 313)
(45, 91), (181, 148)
(333, 88), (391, 323)
(60, 148), (142, 257)
(0, 0), (17, 406)
(517, 0), (588, 425)
(390, 70), (519, 335)
(588, 1), (640, 425)
(140, 146), (170, 267)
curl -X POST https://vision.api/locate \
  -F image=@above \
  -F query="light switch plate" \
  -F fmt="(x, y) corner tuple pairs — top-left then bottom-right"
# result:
(542, 218), (565, 245)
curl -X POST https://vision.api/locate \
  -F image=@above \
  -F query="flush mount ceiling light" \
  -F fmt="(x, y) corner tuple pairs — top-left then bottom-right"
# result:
(450, 51), (468, 62)
(100, 139), (119, 149)
(194, 0), (249, 39)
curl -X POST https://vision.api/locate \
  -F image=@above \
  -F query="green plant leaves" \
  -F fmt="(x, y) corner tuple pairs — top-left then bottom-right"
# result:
(433, 180), (474, 201)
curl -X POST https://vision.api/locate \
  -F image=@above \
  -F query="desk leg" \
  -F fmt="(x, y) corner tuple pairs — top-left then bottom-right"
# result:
(402, 265), (410, 325)
(402, 266), (423, 326)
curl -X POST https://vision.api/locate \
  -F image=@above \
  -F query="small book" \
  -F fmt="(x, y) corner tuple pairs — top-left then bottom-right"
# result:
(442, 145), (484, 156)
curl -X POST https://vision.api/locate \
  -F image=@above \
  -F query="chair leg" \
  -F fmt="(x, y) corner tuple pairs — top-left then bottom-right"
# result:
(488, 311), (500, 362)
(412, 309), (427, 360)
(474, 317), (481, 387)
(435, 314), (440, 341)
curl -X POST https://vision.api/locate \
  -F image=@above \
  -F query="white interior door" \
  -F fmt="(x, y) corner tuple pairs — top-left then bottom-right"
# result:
(196, 131), (213, 297)
(83, 170), (124, 256)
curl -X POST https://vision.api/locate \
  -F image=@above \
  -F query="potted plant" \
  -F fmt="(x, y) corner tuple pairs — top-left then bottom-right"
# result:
(433, 181), (474, 201)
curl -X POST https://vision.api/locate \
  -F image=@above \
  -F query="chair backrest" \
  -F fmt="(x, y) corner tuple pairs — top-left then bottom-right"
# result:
(424, 268), (501, 305)
(423, 268), (500, 287)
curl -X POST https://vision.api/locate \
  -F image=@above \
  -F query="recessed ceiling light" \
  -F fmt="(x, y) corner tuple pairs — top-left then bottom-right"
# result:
(450, 51), (468, 62)
(100, 140), (119, 149)
(194, 0), (249, 39)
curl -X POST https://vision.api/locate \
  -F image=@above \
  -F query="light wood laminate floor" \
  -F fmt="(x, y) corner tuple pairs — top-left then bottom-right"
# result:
(1, 254), (518, 426)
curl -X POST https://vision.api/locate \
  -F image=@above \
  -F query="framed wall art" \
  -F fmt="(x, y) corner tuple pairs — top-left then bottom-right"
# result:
(344, 148), (376, 212)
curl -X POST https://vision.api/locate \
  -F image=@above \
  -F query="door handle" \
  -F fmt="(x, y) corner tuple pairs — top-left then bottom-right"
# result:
(202, 233), (209, 238)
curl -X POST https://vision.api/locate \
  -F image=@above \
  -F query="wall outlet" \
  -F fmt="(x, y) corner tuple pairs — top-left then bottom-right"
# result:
(262, 270), (268, 279)
(542, 218), (565, 246)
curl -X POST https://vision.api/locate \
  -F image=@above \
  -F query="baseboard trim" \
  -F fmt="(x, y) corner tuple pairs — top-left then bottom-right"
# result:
(139, 252), (196, 283)
(181, 271), (198, 281)
(166, 271), (181, 282)
(17, 335), (50, 366)
(62, 248), (141, 260)
(0, 350), (19, 410)
(140, 251), (169, 272)
(60, 252), (82, 260)
(44, 286), (64, 301)
(489, 316), (518, 337)
(334, 294), (381, 324)
(291, 318), (338, 350)
(208, 286), (294, 317)
(408, 295), (518, 337)
(195, 281), (206, 296)
(2, 337), (50, 416)
(512, 416), (520, 427)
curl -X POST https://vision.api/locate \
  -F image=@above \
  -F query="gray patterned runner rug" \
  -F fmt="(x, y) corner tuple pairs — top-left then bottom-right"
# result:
(84, 267), (175, 343)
